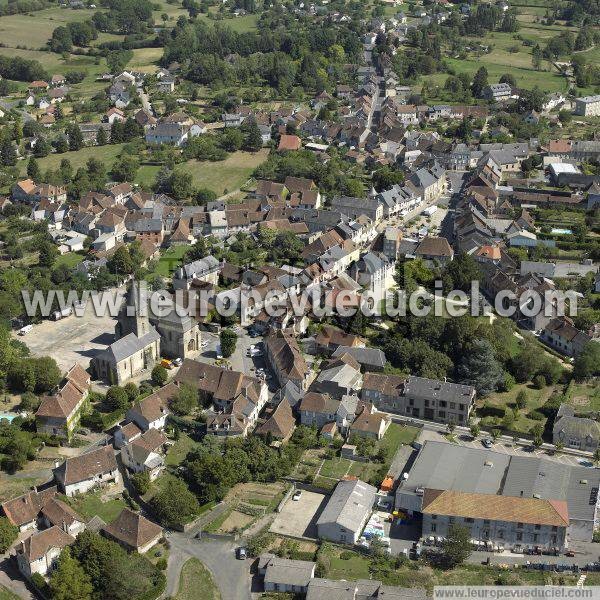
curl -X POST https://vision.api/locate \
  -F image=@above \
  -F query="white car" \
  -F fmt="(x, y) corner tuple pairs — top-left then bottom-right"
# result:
(292, 490), (302, 501)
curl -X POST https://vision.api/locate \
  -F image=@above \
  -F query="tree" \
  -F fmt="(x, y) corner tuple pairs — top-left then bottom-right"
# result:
(440, 524), (471, 568)
(111, 155), (139, 182)
(27, 157), (41, 181)
(470, 423), (480, 439)
(532, 44), (543, 70)
(34, 136), (51, 158)
(151, 365), (168, 386)
(169, 170), (193, 201)
(244, 119), (263, 152)
(123, 382), (138, 402)
(149, 478), (199, 528)
(447, 422), (456, 434)
(106, 386), (129, 411)
(554, 440), (564, 453)
(515, 389), (528, 410)
(471, 66), (488, 98)
(170, 382), (198, 415)
(96, 127), (108, 146)
(49, 547), (93, 600)
(0, 137), (17, 166)
(220, 329), (237, 358)
(457, 339), (504, 396)
(0, 517), (18, 553)
(491, 428), (501, 442)
(574, 342), (600, 380)
(131, 471), (151, 495)
(66, 123), (84, 151)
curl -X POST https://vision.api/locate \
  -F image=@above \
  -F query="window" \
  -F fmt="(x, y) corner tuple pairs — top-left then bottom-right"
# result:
(431, 514), (437, 520)
(450, 402), (455, 409)
(517, 522), (523, 529)
(464, 518), (474, 523)
(438, 411), (446, 419)
(483, 520), (490, 525)
(431, 523), (437, 532)
(439, 401), (447, 408)
(516, 532), (523, 541)
(534, 524), (540, 530)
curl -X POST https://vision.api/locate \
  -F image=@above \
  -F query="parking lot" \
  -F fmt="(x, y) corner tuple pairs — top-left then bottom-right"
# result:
(15, 296), (121, 372)
(418, 427), (595, 468)
(270, 490), (328, 539)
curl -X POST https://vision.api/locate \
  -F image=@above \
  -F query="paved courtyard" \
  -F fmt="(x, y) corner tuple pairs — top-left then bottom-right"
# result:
(270, 490), (327, 539)
(15, 291), (122, 372)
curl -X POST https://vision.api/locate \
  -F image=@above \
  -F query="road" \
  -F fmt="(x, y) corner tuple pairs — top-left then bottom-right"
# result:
(163, 533), (252, 600)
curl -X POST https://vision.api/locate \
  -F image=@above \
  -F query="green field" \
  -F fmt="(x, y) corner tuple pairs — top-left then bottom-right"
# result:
(319, 457), (352, 479)
(0, 6), (98, 49)
(176, 559), (221, 600)
(165, 433), (197, 467)
(179, 148), (269, 195)
(20, 143), (127, 177)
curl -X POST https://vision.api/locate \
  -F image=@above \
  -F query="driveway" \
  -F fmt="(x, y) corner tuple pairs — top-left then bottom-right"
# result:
(164, 533), (251, 600)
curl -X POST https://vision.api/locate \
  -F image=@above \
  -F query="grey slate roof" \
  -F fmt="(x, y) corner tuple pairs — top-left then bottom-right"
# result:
(404, 375), (474, 405)
(101, 329), (161, 362)
(332, 346), (386, 370)
(316, 479), (376, 532)
(398, 440), (600, 525)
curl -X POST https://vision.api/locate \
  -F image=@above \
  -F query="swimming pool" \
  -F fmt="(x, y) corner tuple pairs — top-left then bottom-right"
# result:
(0, 412), (17, 423)
(551, 228), (572, 235)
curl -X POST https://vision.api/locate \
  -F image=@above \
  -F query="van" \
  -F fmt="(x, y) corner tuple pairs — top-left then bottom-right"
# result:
(18, 325), (33, 336)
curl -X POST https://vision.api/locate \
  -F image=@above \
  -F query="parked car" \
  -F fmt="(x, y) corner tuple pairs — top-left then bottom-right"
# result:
(482, 438), (493, 448)
(292, 490), (302, 501)
(236, 547), (247, 560)
(172, 357), (183, 367)
(160, 358), (173, 369)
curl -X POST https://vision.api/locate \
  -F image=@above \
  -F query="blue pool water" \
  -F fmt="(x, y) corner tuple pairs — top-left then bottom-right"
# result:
(0, 412), (17, 423)
(551, 228), (572, 235)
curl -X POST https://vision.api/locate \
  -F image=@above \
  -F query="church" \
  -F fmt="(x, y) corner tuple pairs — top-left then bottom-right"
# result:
(92, 282), (201, 384)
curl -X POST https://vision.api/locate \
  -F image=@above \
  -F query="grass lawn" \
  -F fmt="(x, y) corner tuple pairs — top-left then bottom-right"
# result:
(165, 433), (197, 467)
(176, 558), (221, 600)
(179, 149), (269, 196)
(319, 457), (351, 479)
(379, 424), (419, 456)
(61, 491), (127, 522)
(565, 381), (600, 413)
(145, 245), (189, 279)
(327, 551), (372, 580)
(20, 143), (127, 176)
(480, 383), (555, 435)
(54, 252), (85, 269)
(129, 47), (164, 73)
(0, 586), (19, 600)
